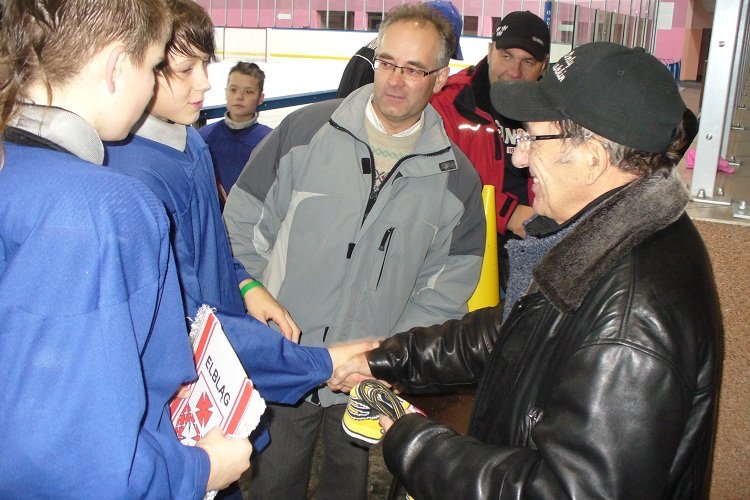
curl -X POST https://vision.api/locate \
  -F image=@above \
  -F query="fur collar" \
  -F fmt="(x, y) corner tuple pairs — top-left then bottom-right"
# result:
(533, 170), (689, 312)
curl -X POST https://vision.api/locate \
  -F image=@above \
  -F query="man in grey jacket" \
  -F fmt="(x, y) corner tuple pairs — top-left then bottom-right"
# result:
(223, 4), (485, 499)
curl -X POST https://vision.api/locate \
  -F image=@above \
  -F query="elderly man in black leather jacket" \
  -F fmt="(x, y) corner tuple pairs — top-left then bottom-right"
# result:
(330, 42), (723, 499)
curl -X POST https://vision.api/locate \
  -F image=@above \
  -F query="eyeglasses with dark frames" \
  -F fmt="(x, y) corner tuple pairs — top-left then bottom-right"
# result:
(372, 58), (444, 81)
(515, 128), (566, 153)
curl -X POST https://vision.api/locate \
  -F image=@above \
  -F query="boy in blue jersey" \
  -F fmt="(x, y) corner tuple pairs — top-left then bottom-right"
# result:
(0, 0), (252, 497)
(200, 61), (272, 202)
(104, 0), (373, 467)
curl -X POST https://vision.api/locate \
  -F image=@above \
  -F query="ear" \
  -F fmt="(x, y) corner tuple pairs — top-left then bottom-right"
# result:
(584, 138), (610, 186)
(258, 92), (265, 106)
(432, 66), (450, 94)
(540, 57), (549, 75)
(105, 45), (128, 94)
(487, 41), (494, 59)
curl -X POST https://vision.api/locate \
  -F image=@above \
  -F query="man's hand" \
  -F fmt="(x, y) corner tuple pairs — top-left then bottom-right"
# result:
(328, 344), (383, 393)
(507, 204), (535, 238)
(196, 427), (252, 492)
(242, 281), (301, 342)
(328, 340), (380, 370)
(378, 415), (395, 434)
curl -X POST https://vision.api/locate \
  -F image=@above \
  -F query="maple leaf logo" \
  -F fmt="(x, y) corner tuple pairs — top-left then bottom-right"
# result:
(174, 405), (191, 440)
(174, 403), (202, 443)
(196, 391), (214, 427)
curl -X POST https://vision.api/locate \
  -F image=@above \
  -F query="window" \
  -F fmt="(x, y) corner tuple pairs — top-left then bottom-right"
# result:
(463, 15), (478, 36)
(559, 21), (574, 44)
(319, 10), (354, 30)
(491, 16), (502, 36)
(367, 12), (383, 31)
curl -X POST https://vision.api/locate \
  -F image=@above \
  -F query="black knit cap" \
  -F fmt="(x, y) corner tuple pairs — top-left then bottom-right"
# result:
(490, 42), (686, 153)
(493, 11), (550, 62)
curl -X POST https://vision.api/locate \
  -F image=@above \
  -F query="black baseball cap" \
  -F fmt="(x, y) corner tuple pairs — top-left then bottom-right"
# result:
(490, 42), (686, 153)
(493, 11), (550, 62)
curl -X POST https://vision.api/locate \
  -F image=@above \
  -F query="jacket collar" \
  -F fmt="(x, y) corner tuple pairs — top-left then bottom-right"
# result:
(534, 170), (689, 312)
(468, 59), (495, 117)
(452, 59), (522, 131)
(9, 104), (104, 164)
(365, 95), (424, 137)
(132, 113), (187, 152)
(451, 61), (491, 125)
(330, 83), (452, 157)
(224, 111), (259, 130)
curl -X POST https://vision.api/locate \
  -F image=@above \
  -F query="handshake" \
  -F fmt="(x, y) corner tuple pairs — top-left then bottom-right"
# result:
(326, 341), (410, 435)
(326, 340), (385, 394)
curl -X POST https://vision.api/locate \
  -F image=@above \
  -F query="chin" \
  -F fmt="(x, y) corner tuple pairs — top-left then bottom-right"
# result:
(99, 128), (130, 142)
(177, 111), (200, 126)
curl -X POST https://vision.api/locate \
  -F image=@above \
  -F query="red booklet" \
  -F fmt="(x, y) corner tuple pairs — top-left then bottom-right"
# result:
(170, 306), (266, 445)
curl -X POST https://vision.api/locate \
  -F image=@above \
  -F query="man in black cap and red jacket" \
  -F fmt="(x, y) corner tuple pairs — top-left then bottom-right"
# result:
(431, 10), (550, 291)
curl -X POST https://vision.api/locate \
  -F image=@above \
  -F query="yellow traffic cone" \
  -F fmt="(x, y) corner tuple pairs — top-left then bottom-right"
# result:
(467, 185), (500, 311)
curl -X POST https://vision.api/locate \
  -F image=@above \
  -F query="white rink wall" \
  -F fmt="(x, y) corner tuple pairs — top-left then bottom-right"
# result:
(205, 27), (570, 127)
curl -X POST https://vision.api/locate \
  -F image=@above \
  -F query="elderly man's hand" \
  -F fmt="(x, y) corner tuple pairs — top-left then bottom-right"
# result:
(378, 415), (395, 434)
(328, 349), (387, 393)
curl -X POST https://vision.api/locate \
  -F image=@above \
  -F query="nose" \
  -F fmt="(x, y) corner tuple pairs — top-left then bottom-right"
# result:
(196, 65), (211, 92)
(512, 145), (530, 169)
(506, 61), (523, 80)
(386, 67), (406, 86)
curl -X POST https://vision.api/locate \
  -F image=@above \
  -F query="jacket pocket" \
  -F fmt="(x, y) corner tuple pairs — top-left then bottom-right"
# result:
(375, 227), (395, 290)
(361, 219), (434, 293)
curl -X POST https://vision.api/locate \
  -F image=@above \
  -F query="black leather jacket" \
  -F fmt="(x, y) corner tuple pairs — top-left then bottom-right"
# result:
(367, 172), (723, 499)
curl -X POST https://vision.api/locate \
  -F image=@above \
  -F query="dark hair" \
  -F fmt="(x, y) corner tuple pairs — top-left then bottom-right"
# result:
(377, 3), (456, 68)
(158, 0), (216, 79)
(0, 0), (171, 137)
(558, 108), (698, 177)
(228, 61), (266, 93)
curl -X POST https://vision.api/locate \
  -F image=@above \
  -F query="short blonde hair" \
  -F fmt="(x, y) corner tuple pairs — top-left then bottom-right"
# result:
(0, 0), (171, 134)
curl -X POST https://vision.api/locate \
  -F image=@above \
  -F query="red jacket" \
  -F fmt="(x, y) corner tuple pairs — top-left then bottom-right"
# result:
(430, 59), (534, 234)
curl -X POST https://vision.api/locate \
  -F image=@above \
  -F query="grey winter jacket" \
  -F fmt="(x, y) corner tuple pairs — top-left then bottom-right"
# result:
(223, 84), (485, 405)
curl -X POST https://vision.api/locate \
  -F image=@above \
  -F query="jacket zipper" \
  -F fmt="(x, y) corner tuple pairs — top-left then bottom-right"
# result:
(524, 406), (543, 449)
(363, 148), (379, 223)
(376, 227), (395, 289)
(327, 119), (450, 226)
(493, 126), (503, 161)
(362, 149), (449, 223)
